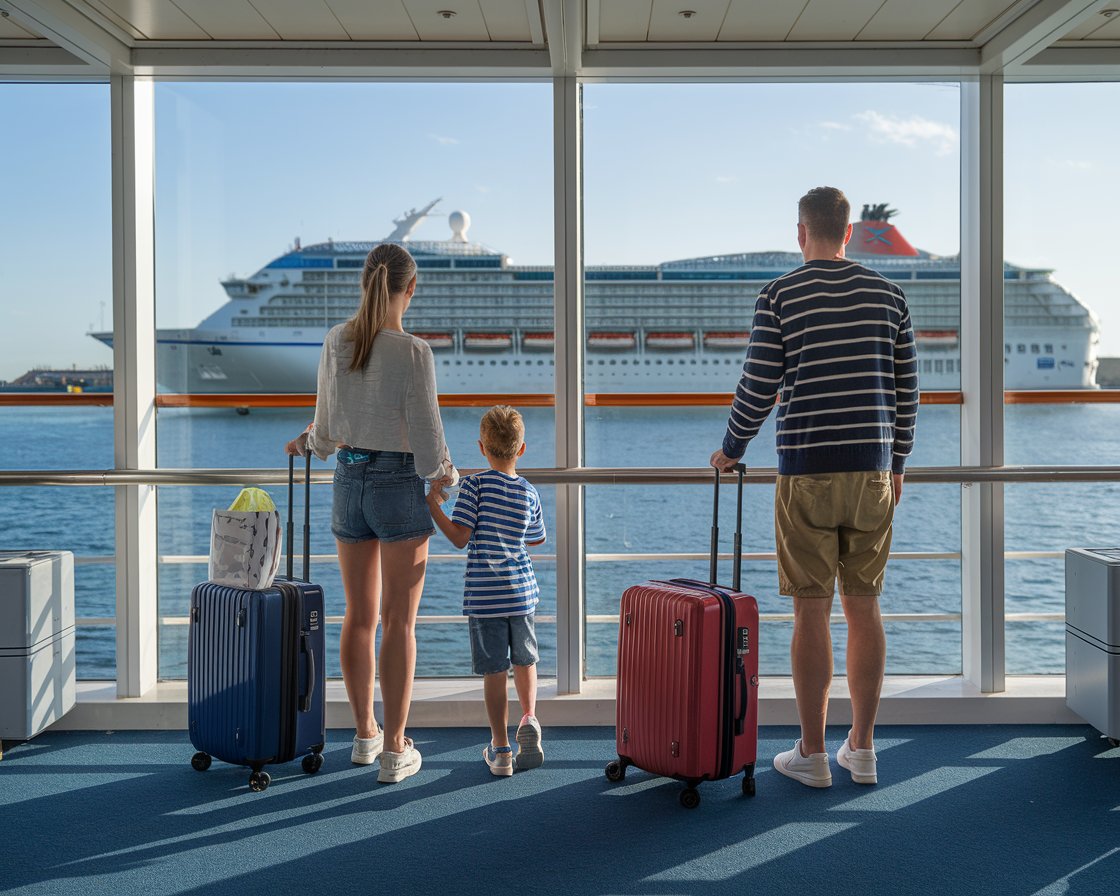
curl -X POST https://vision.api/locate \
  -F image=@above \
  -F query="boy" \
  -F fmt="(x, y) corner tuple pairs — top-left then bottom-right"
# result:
(426, 405), (547, 776)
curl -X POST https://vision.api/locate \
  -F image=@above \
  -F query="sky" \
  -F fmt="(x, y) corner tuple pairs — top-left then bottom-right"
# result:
(1, 80), (1117, 382)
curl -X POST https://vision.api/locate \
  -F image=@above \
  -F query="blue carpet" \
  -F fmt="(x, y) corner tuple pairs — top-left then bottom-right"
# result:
(1, 725), (1118, 896)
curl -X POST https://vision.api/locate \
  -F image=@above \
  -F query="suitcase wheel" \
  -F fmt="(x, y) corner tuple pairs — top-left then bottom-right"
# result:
(742, 776), (756, 797)
(248, 770), (271, 792)
(302, 752), (324, 775)
(679, 787), (701, 810)
(191, 752), (212, 772)
(604, 759), (627, 783)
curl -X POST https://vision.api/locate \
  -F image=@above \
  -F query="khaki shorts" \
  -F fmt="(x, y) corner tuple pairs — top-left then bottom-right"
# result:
(775, 470), (894, 598)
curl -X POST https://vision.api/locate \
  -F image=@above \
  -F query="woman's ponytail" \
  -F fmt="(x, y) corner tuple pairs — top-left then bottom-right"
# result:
(347, 244), (417, 371)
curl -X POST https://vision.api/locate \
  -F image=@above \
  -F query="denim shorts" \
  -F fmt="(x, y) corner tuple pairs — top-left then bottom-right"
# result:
(331, 449), (435, 544)
(468, 614), (539, 675)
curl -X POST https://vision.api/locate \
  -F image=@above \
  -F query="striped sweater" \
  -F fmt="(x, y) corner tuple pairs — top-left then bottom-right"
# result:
(721, 258), (918, 476)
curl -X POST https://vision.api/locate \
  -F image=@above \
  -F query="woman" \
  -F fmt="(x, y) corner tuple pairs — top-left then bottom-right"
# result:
(286, 242), (456, 784)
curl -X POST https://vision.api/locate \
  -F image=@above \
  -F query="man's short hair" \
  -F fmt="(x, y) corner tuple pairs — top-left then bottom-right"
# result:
(480, 405), (525, 459)
(798, 187), (851, 246)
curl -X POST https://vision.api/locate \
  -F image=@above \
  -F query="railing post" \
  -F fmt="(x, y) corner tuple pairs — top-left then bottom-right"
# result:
(111, 75), (159, 697)
(554, 76), (585, 694)
(960, 76), (1006, 693)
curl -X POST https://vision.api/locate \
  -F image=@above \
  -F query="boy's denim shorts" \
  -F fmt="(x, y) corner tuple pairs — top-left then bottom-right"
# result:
(331, 449), (435, 544)
(468, 614), (539, 675)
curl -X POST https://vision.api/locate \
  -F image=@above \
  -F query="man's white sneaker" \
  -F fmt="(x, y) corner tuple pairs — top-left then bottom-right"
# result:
(351, 729), (384, 765)
(837, 732), (877, 784)
(772, 739), (832, 788)
(484, 744), (514, 777)
(514, 715), (544, 770)
(377, 737), (422, 783)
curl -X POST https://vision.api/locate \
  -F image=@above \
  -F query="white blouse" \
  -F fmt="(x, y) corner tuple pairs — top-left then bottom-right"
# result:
(307, 325), (458, 483)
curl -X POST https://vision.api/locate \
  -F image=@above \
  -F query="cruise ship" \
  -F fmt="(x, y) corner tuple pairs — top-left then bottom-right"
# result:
(92, 200), (1100, 393)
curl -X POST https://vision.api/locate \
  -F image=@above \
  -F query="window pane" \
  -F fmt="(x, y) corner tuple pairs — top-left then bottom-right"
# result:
(0, 84), (113, 679)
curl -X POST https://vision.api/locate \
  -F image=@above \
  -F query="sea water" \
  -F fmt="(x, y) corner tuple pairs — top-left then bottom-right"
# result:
(4, 401), (1120, 680)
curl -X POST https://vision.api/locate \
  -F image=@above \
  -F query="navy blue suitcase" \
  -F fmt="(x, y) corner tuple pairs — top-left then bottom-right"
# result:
(188, 454), (326, 792)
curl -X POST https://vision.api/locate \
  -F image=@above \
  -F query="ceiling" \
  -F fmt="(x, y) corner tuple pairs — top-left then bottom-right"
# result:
(0, 0), (1118, 77)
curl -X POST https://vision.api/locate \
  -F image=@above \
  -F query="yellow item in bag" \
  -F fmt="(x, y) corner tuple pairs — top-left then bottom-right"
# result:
(227, 487), (276, 512)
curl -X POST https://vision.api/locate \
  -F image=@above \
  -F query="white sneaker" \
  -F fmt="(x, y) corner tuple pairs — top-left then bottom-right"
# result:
(514, 715), (544, 770)
(351, 729), (384, 765)
(837, 731), (877, 784)
(377, 737), (422, 783)
(772, 739), (832, 788)
(484, 743), (514, 777)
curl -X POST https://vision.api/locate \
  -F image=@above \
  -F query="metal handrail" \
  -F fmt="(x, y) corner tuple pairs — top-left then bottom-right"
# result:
(7, 464), (1120, 486)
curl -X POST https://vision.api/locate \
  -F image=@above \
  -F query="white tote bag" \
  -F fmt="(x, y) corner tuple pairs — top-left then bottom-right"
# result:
(208, 508), (283, 590)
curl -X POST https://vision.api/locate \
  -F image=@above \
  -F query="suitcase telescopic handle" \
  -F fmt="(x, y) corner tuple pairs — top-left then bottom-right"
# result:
(710, 463), (746, 592)
(286, 452), (312, 582)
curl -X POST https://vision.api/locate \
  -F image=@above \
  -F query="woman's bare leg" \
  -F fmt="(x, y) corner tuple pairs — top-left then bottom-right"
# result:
(337, 538), (382, 738)
(378, 535), (429, 753)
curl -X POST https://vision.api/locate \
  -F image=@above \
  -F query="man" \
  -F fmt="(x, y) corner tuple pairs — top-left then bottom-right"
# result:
(711, 186), (918, 788)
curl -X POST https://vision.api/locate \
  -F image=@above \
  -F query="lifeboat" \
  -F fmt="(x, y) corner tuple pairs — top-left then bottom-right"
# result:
(414, 332), (453, 350)
(588, 331), (637, 351)
(464, 332), (513, 351)
(645, 332), (696, 351)
(703, 331), (749, 350)
(916, 329), (958, 348)
(522, 332), (554, 351)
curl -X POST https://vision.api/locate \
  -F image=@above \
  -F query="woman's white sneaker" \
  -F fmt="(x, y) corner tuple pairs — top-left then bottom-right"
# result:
(772, 739), (832, 788)
(351, 729), (384, 765)
(378, 737), (422, 783)
(837, 732), (877, 784)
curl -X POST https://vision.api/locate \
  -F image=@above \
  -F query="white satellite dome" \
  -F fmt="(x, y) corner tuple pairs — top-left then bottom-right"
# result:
(449, 210), (471, 242)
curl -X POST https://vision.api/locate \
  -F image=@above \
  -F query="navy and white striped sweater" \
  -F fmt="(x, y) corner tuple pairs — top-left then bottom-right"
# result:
(721, 258), (918, 476)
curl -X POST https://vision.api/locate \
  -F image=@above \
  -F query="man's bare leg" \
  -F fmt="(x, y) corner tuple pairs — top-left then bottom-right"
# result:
(840, 593), (885, 750)
(791, 595), (834, 755)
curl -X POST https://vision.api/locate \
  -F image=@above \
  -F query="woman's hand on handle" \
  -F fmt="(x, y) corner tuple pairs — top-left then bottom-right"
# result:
(285, 431), (310, 457)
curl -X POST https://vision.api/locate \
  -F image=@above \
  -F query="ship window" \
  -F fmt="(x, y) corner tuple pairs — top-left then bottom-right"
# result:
(1044, 344), (1054, 354)
(934, 360), (944, 373)
(501, 361), (508, 366)
(240, 309), (248, 314)
(1017, 344), (1026, 353)
(1030, 344), (1040, 354)
(609, 360), (616, 365)
(1004, 344), (1010, 354)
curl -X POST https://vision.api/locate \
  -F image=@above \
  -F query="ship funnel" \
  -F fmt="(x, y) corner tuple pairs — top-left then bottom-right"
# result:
(849, 204), (919, 257)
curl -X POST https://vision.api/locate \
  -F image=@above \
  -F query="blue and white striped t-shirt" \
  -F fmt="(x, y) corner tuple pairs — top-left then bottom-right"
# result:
(451, 470), (546, 617)
(722, 258), (919, 475)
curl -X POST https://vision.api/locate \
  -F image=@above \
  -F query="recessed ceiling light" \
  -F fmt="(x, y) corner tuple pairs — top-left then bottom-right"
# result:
(437, 9), (457, 18)
(678, 9), (697, 18)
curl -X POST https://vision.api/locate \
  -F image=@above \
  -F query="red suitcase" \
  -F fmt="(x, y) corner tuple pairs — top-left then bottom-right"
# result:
(606, 464), (759, 809)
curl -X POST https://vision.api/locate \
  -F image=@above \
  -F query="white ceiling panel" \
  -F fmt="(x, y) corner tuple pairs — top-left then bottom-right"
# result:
(787, 0), (889, 41)
(479, 0), (533, 40)
(87, 0), (208, 39)
(1061, 10), (1120, 40)
(599, 0), (653, 41)
(324, 0), (419, 40)
(405, 0), (490, 40)
(0, 16), (41, 38)
(246, 0), (349, 39)
(171, 0), (279, 40)
(718, 0), (805, 41)
(857, 0), (961, 41)
(926, 0), (1015, 42)
(648, 0), (729, 42)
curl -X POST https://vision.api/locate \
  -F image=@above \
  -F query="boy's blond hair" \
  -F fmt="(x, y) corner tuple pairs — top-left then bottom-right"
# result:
(480, 405), (525, 460)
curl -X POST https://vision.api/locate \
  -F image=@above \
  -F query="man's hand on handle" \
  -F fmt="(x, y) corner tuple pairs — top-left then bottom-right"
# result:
(710, 449), (742, 473)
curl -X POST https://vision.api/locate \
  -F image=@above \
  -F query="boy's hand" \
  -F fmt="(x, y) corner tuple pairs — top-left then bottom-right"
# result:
(427, 476), (453, 506)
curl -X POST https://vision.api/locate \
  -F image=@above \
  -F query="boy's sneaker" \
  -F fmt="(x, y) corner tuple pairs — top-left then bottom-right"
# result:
(837, 732), (878, 784)
(351, 729), (384, 765)
(772, 739), (832, 788)
(377, 737), (422, 783)
(514, 715), (544, 770)
(484, 744), (514, 777)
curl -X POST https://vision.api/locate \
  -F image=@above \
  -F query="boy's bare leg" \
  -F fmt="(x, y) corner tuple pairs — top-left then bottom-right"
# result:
(483, 672), (510, 747)
(512, 662), (537, 720)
